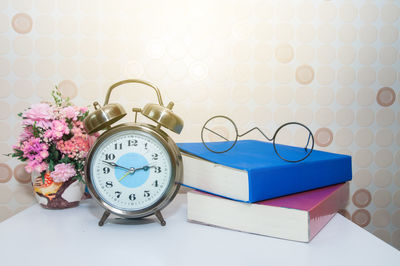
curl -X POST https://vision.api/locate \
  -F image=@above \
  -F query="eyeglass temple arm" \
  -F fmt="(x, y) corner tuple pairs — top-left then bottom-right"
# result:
(238, 127), (274, 141)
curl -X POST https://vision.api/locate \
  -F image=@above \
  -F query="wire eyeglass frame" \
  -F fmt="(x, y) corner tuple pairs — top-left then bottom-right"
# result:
(201, 115), (315, 163)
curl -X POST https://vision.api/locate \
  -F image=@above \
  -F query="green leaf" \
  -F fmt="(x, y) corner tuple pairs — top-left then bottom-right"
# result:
(51, 87), (64, 107)
(41, 171), (46, 183)
(73, 173), (86, 184)
(48, 160), (55, 172)
(60, 156), (71, 164)
(32, 122), (41, 138)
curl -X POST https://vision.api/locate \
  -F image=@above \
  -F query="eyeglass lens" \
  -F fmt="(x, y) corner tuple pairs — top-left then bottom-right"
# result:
(273, 122), (314, 162)
(201, 116), (238, 153)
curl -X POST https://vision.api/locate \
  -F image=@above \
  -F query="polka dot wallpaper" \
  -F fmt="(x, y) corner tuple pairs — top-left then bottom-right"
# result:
(0, 0), (399, 249)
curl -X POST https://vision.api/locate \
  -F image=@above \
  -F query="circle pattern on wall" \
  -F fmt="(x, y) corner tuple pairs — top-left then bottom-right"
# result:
(0, 0), (399, 250)
(12, 13), (33, 34)
(377, 87), (396, 107)
(295, 65), (314, 85)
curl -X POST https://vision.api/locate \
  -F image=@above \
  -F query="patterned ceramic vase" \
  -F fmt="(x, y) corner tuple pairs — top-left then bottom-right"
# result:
(31, 171), (85, 209)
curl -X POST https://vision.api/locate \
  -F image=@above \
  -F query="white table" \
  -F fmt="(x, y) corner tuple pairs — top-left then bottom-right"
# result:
(0, 194), (399, 266)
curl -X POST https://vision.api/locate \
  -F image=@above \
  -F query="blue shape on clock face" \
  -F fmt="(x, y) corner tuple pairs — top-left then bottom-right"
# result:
(114, 153), (150, 188)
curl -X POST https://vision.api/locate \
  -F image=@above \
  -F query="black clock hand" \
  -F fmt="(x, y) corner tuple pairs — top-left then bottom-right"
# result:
(102, 161), (131, 171)
(118, 165), (156, 182)
(135, 165), (156, 172)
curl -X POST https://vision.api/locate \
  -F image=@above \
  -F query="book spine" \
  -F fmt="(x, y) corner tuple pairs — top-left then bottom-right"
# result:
(248, 156), (352, 202)
(308, 182), (350, 241)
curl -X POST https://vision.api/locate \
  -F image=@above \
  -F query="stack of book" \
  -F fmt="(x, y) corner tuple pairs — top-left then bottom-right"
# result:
(178, 140), (352, 242)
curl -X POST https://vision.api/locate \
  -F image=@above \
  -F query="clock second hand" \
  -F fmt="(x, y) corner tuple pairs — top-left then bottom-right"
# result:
(118, 169), (135, 182)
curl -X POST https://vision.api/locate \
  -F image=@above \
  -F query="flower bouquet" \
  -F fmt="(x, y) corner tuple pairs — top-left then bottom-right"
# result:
(9, 89), (95, 209)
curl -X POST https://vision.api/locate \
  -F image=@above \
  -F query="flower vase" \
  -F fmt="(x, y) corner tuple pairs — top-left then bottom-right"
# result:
(32, 171), (85, 209)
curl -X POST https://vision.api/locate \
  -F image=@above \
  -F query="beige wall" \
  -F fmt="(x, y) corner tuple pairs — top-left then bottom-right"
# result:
(0, 0), (399, 249)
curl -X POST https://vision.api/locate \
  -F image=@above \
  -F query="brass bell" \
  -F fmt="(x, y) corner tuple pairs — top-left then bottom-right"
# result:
(142, 101), (183, 134)
(84, 102), (127, 134)
(84, 79), (184, 135)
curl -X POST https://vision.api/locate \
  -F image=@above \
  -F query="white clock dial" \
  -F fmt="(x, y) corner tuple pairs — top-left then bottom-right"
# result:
(89, 129), (172, 211)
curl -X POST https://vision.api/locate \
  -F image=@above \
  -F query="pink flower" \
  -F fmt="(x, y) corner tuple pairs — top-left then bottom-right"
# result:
(79, 106), (88, 113)
(11, 89), (93, 182)
(26, 160), (48, 174)
(24, 103), (53, 120)
(44, 120), (70, 140)
(19, 127), (33, 141)
(22, 118), (52, 129)
(53, 120), (69, 133)
(57, 135), (90, 159)
(35, 162), (48, 173)
(61, 106), (78, 120)
(18, 137), (50, 173)
(22, 103), (53, 128)
(20, 137), (47, 160)
(71, 125), (84, 137)
(39, 150), (49, 159)
(50, 163), (76, 182)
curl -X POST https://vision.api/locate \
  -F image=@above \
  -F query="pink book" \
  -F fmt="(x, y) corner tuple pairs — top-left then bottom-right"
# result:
(187, 183), (349, 242)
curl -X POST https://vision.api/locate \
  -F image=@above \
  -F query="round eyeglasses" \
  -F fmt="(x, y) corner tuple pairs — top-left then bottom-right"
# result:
(201, 115), (314, 163)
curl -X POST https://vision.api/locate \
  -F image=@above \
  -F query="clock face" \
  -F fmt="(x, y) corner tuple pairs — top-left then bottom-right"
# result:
(89, 129), (173, 212)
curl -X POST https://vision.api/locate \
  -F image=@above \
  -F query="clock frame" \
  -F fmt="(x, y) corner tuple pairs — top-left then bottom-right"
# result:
(85, 123), (182, 226)
(83, 79), (184, 226)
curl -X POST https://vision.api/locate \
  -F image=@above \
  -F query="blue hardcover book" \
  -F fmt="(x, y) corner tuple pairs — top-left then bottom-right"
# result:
(178, 140), (352, 203)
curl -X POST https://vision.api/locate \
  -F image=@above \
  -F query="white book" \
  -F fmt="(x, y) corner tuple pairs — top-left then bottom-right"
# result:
(187, 183), (349, 242)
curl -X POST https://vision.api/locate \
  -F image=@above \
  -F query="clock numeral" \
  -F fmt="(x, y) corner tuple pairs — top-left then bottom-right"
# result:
(154, 166), (162, 173)
(144, 142), (148, 150)
(114, 143), (123, 150)
(152, 180), (158, 187)
(105, 153), (115, 160)
(144, 190), (150, 197)
(128, 194), (136, 201)
(151, 153), (158, 160)
(105, 181), (113, 188)
(115, 191), (121, 198)
(103, 167), (110, 174)
(128, 139), (138, 147)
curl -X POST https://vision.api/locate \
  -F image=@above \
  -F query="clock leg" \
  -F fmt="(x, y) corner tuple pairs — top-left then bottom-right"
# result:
(99, 210), (111, 226)
(155, 210), (166, 226)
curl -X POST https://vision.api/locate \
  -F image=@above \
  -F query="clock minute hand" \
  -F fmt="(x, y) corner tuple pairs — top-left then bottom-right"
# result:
(102, 161), (131, 171)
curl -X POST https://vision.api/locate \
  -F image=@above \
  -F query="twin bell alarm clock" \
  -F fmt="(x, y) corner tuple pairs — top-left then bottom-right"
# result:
(83, 79), (184, 226)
